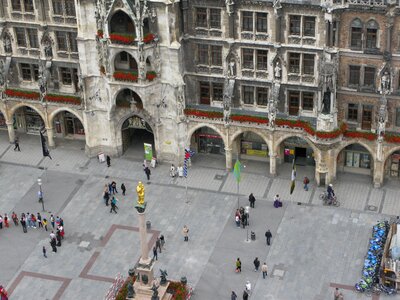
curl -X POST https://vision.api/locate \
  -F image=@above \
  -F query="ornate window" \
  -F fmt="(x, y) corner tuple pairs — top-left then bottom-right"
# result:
(199, 82), (210, 105)
(303, 54), (315, 75)
(349, 66), (361, 86)
(11, 0), (22, 11)
(14, 27), (38, 48)
(52, 0), (75, 16)
(197, 44), (222, 66)
(56, 31), (78, 52)
(256, 13), (268, 33)
(288, 53), (300, 73)
(242, 86), (255, 104)
(15, 28), (26, 47)
(23, 0), (34, 12)
(256, 50), (268, 70)
(195, 7), (221, 29)
(304, 17), (316, 37)
(197, 44), (209, 65)
(242, 49), (254, 69)
(26, 28), (39, 48)
(211, 46), (222, 66)
(242, 11), (253, 31)
(289, 15), (301, 35)
(350, 19), (362, 49)
(210, 9), (221, 29)
(395, 107), (400, 127)
(212, 83), (223, 101)
(302, 92), (314, 111)
(288, 91), (300, 115)
(289, 15), (315, 37)
(348, 103), (358, 122)
(366, 20), (378, 49)
(60, 67), (77, 85)
(19, 63), (38, 81)
(195, 8), (207, 27)
(364, 67), (375, 88)
(256, 87), (268, 106)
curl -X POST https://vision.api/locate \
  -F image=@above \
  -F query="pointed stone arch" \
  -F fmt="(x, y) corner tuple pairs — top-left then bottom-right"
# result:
(8, 103), (47, 127)
(186, 123), (227, 148)
(49, 107), (85, 131)
(274, 133), (319, 159)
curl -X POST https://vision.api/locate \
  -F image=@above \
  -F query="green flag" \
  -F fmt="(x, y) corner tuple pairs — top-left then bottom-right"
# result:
(290, 159), (296, 195)
(233, 159), (242, 183)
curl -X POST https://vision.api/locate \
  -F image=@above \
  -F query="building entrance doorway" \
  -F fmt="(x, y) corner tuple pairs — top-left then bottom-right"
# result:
(295, 147), (307, 165)
(121, 116), (154, 160)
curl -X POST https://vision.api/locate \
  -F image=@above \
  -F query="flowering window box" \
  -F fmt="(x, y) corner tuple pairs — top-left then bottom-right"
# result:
(344, 130), (376, 141)
(231, 114), (269, 124)
(184, 108), (223, 119)
(97, 30), (103, 38)
(146, 71), (157, 81)
(384, 133), (400, 144)
(110, 33), (135, 45)
(5, 88), (39, 100)
(45, 94), (81, 105)
(143, 33), (155, 44)
(113, 71), (138, 82)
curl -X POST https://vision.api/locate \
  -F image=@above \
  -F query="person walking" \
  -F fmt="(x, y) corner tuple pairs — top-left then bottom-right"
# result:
(334, 288), (341, 300)
(110, 197), (118, 214)
(248, 193), (256, 208)
(170, 164), (176, 177)
(43, 246), (47, 258)
(50, 237), (57, 253)
(37, 213), (42, 228)
(121, 183), (126, 196)
(11, 212), (18, 226)
(303, 176), (310, 191)
(265, 229), (272, 246)
(261, 262), (268, 279)
(156, 237), (162, 253)
(14, 137), (20, 151)
(242, 290), (249, 300)
(253, 257), (260, 272)
(111, 181), (118, 194)
(50, 215), (55, 229)
(144, 166), (151, 182)
(42, 218), (48, 231)
(4, 214), (9, 228)
(236, 258), (242, 273)
(245, 281), (251, 294)
(0, 215), (3, 229)
(31, 213), (37, 228)
(153, 246), (158, 261)
(106, 155), (111, 167)
(177, 165), (183, 177)
(241, 213), (247, 229)
(103, 190), (110, 206)
(231, 291), (237, 300)
(182, 225), (189, 241)
(160, 234), (165, 249)
(273, 194), (282, 208)
(20, 215), (27, 233)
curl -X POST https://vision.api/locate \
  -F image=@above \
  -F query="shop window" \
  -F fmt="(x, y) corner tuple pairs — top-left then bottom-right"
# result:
(256, 87), (268, 106)
(197, 44), (208, 65)
(211, 46), (222, 66)
(349, 66), (360, 86)
(200, 82), (210, 105)
(256, 12), (268, 33)
(364, 67), (375, 88)
(242, 11), (253, 31)
(289, 91), (300, 115)
(210, 9), (221, 29)
(303, 54), (314, 75)
(24, 0), (34, 12)
(20, 63), (32, 80)
(366, 20), (378, 49)
(396, 107), (400, 127)
(27, 28), (39, 48)
(12, 0), (22, 11)
(243, 86), (254, 105)
(362, 105), (372, 130)
(15, 27), (27, 47)
(242, 48), (254, 69)
(289, 15), (301, 35)
(350, 19), (362, 49)
(256, 50), (268, 70)
(345, 151), (371, 169)
(212, 83), (223, 101)
(195, 8), (207, 27)
(303, 17), (315, 37)
(288, 53), (300, 74)
(302, 92), (314, 111)
(348, 103), (358, 122)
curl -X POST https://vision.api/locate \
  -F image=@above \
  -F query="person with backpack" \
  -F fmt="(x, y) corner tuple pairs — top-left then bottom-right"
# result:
(110, 197), (118, 214)
(144, 166), (151, 182)
(303, 176), (310, 191)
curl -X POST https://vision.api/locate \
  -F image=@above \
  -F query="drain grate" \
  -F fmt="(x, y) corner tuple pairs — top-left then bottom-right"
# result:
(214, 174), (224, 180)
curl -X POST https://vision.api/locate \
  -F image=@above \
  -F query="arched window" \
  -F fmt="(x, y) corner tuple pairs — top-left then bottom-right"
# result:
(366, 20), (378, 49)
(350, 19), (362, 49)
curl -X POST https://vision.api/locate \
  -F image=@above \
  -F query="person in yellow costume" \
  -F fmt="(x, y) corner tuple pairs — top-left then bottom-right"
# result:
(136, 181), (145, 205)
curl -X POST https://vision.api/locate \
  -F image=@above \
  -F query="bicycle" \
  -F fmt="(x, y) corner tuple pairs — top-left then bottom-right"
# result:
(319, 192), (340, 207)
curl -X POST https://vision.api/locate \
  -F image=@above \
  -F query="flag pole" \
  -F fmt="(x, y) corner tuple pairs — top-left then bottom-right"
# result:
(185, 176), (189, 204)
(237, 179), (239, 209)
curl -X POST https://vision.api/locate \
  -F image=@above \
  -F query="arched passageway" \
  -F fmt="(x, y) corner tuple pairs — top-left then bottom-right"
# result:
(336, 143), (374, 176)
(52, 110), (85, 140)
(13, 106), (44, 135)
(109, 11), (135, 38)
(116, 89), (143, 110)
(114, 51), (138, 73)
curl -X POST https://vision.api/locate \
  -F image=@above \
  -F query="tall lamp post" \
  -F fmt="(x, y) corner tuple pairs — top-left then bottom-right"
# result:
(37, 178), (45, 212)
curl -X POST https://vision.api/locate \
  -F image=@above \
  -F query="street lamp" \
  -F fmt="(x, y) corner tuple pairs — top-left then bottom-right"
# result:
(37, 178), (45, 212)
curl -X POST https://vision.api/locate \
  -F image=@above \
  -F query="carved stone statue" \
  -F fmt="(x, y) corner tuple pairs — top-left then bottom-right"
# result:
(0, 60), (5, 87)
(4, 35), (12, 53)
(225, 0), (234, 15)
(136, 181), (145, 205)
(274, 61), (282, 79)
(177, 85), (185, 118)
(381, 71), (390, 94)
(322, 88), (331, 114)
(228, 59), (236, 77)
(127, 280), (135, 298)
(151, 282), (159, 300)
(44, 40), (53, 58)
(160, 269), (168, 285)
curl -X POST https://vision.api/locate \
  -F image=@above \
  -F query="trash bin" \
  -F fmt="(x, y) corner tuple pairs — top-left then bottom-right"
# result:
(251, 231), (256, 241)
(146, 221), (151, 230)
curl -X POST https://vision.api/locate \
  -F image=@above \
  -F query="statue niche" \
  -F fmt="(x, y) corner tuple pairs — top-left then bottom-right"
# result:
(322, 87), (331, 114)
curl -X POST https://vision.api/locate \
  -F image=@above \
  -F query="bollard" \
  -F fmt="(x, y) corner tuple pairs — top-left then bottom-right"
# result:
(146, 221), (151, 230)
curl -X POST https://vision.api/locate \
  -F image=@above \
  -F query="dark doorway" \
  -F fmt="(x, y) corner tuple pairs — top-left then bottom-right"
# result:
(295, 147), (307, 165)
(121, 116), (154, 160)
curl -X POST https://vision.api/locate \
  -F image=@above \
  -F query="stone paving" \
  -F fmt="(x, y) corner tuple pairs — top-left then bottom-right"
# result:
(0, 132), (400, 299)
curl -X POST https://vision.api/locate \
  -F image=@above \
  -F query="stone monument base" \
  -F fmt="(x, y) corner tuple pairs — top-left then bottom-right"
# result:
(131, 282), (171, 300)
(316, 113), (336, 132)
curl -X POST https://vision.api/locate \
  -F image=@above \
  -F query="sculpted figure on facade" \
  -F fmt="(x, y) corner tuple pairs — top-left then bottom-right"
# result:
(380, 71), (391, 94)
(3, 34), (12, 54)
(0, 59), (5, 87)
(225, 0), (234, 16)
(274, 61), (281, 79)
(176, 84), (185, 120)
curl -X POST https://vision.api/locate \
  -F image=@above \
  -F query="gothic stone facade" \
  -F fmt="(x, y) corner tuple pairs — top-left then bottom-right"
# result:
(1, 0), (400, 187)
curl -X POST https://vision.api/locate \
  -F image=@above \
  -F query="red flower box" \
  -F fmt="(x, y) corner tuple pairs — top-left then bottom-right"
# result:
(113, 71), (138, 82)
(143, 33), (155, 44)
(384, 133), (400, 143)
(231, 114), (269, 124)
(184, 108), (223, 119)
(5, 88), (39, 100)
(97, 30), (103, 38)
(344, 131), (376, 141)
(110, 33), (135, 45)
(146, 71), (157, 81)
(46, 94), (81, 105)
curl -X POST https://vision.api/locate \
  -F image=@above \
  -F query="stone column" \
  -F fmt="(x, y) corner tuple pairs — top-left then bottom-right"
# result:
(225, 147), (232, 170)
(6, 121), (15, 143)
(47, 127), (55, 148)
(137, 211), (149, 262)
(373, 160), (384, 188)
(269, 153), (277, 176)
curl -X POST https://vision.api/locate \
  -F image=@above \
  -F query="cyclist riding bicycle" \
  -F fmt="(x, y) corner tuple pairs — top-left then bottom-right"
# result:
(327, 184), (335, 202)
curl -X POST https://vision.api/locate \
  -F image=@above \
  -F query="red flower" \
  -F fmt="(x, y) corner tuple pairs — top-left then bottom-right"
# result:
(143, 33), (155, 44)
(146, 71), (157, 81)
(97, 30), (103, 38)
(344, 131), (376, 141)
(231, 115), (268, 124)
(113, 71), (138, 82)
(184, 109), (223, 119)
(46, 94), (81, 105)
(5, 88), (39, 100)
(110, 33), (135, 45)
